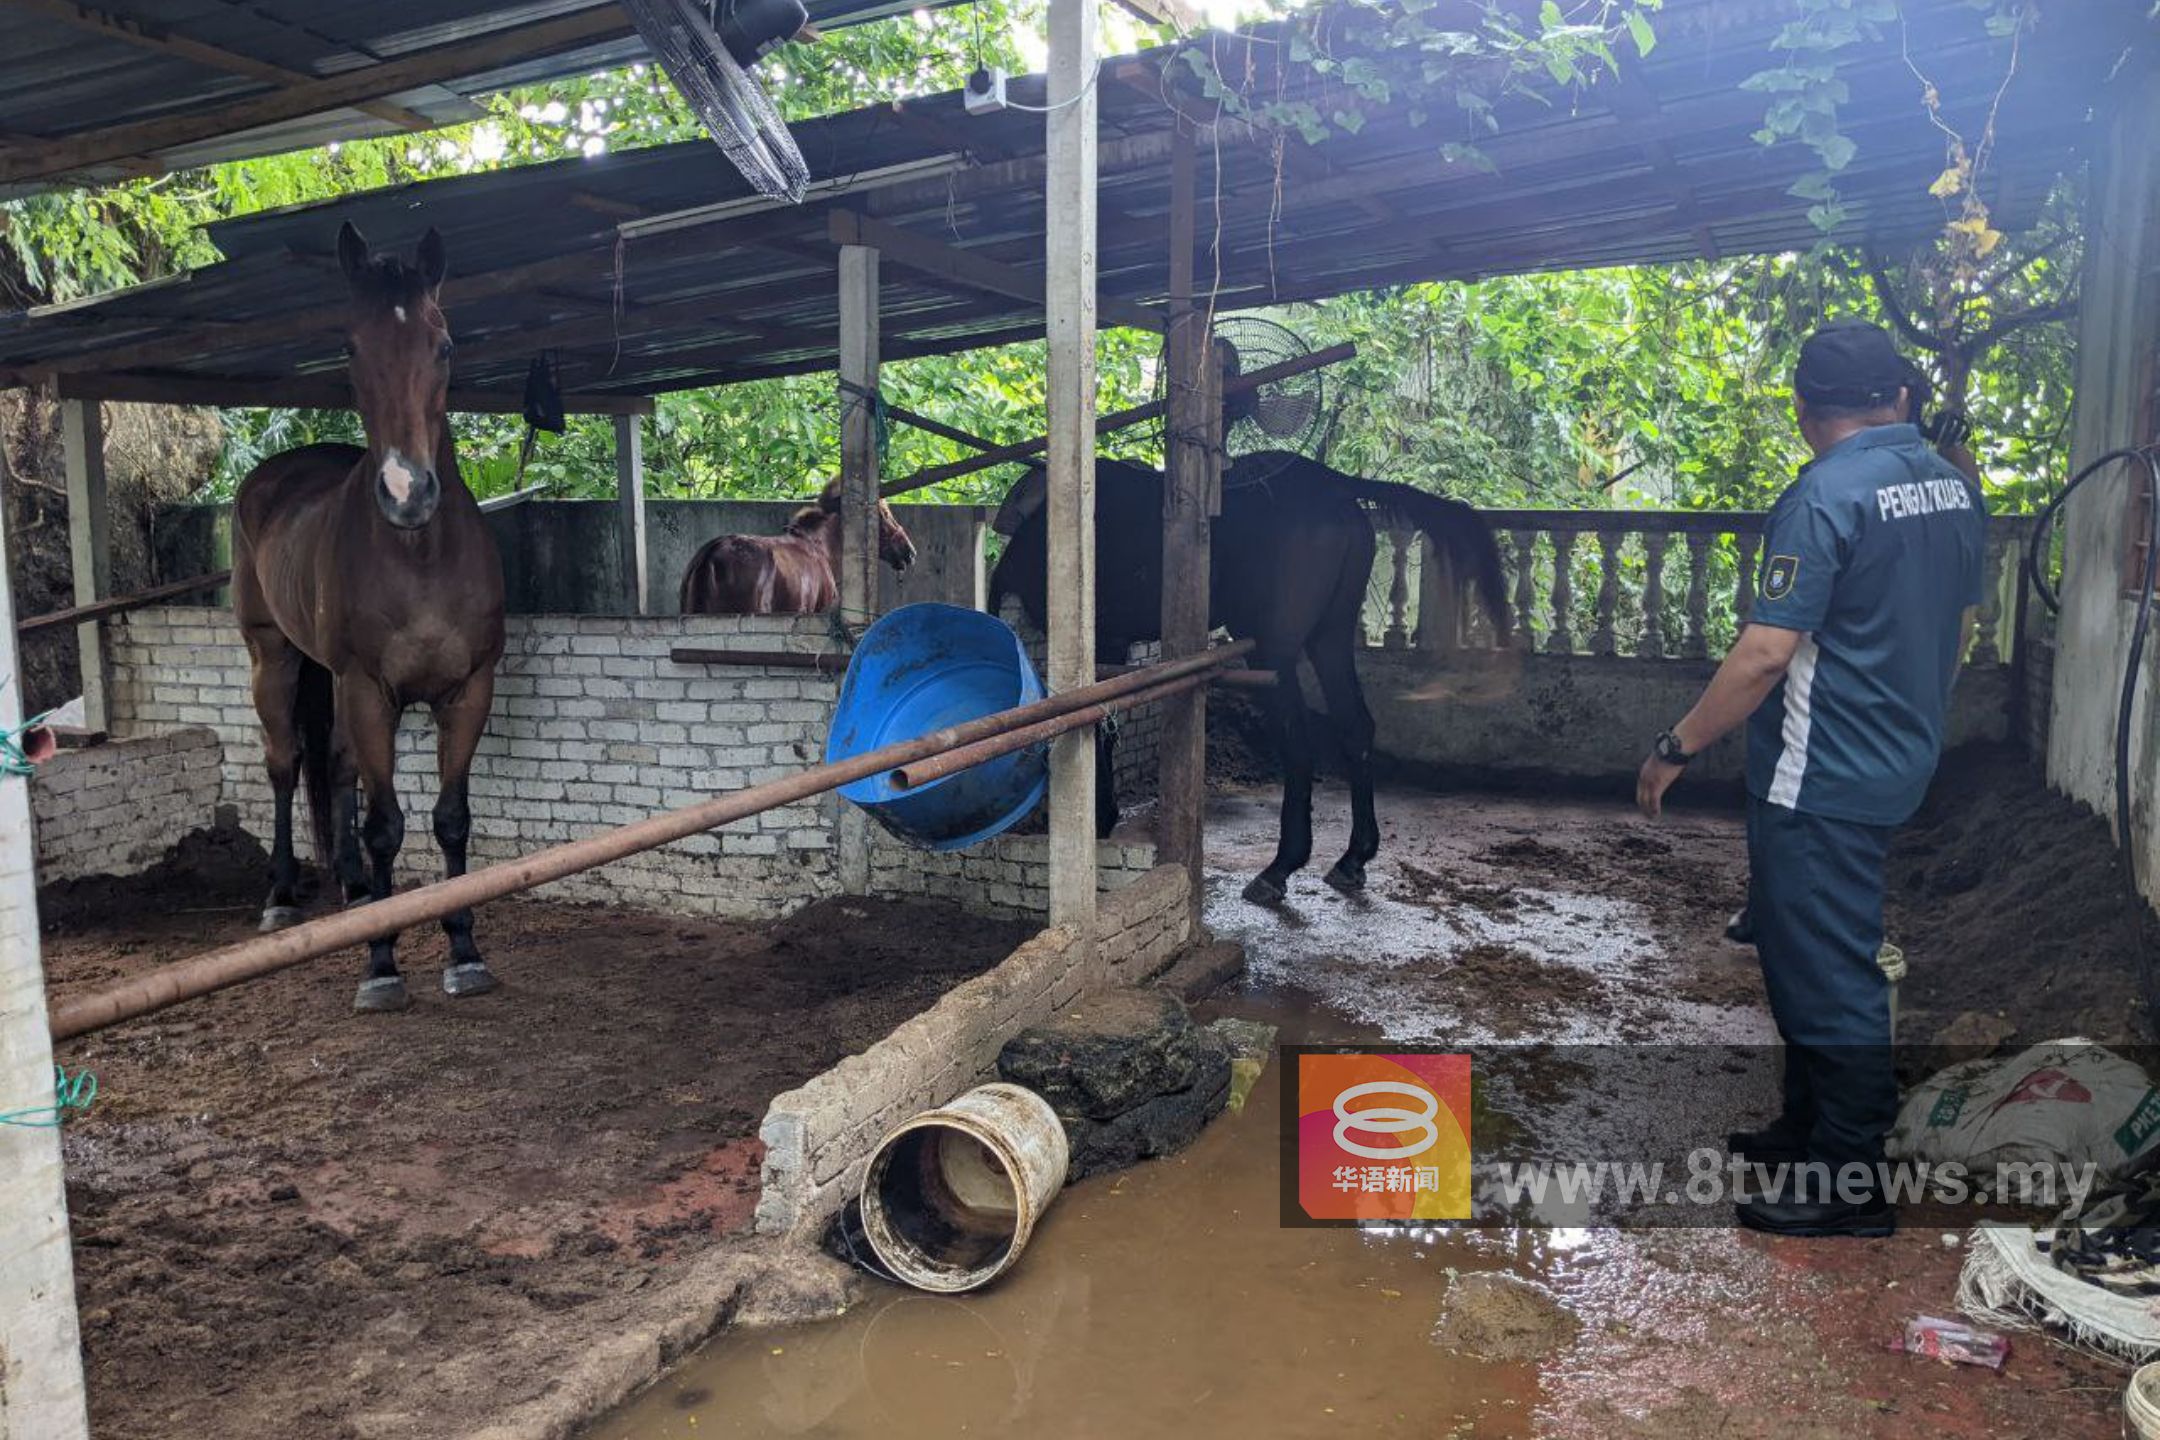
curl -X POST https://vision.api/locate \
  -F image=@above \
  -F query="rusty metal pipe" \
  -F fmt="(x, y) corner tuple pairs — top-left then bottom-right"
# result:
(889, 669), (1209, 792)
(47, 638), (1253, 1042)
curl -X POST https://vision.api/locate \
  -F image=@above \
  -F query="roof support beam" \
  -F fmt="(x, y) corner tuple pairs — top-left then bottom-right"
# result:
(2, 0), (436, 131)
(51, 372), (653, 415)
(829, 209), (1165, 333)
(0, 3), (632, 186)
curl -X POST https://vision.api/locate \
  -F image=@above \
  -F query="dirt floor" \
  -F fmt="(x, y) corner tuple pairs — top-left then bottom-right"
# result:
(595, 756), (2148, 1440)
(39, 828), (1034, 1440)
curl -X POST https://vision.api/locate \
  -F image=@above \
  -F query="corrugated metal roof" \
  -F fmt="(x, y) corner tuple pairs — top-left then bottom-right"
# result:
(0, 0), (947, 198)
(0, 0), (2138, 407)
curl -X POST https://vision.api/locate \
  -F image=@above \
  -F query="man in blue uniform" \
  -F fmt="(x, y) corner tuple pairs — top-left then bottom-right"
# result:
(1636, 320), (1986, 1236)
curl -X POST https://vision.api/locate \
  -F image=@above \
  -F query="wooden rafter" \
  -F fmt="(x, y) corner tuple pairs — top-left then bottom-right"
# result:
(0, 3), (632, 186)
(53, 371), (654, 414)
(828, 209), (1165, 332)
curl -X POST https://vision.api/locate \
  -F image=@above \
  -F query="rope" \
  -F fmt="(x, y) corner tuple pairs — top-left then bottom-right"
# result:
(837, 378), (891, 468)
(0, 1065), (97, 1128)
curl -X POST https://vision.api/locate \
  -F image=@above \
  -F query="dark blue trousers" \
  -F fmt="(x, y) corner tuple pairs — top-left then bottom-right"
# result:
(1746, 796), (1898, 1172)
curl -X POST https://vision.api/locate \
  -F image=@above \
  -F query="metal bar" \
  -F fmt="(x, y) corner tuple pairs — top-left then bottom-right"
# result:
(16, 570), (227, 636)
(669, 648), (852, 672)
(46, 640), (1253, 1041)
(882, 342), (1356, 497)
(891, 668), (1210, 791)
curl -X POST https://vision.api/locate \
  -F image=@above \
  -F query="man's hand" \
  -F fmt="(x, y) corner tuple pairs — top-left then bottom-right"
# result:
(1637, 752), (1685, 819)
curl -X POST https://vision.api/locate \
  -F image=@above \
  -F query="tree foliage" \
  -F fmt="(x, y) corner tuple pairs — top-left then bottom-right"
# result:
(4, 0), (2087, 520)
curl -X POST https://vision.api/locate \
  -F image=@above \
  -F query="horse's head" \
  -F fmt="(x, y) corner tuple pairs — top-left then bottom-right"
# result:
(815, 479), (917, 572)
(338, 221), (452, 530)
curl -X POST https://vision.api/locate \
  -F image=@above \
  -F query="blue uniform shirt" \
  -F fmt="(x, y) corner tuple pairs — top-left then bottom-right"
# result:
(1744, 423), (1987, 826)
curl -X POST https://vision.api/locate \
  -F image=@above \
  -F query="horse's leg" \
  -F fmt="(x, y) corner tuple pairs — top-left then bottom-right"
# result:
(1095, 722), (1120, 839)
(432, 671), (497, 998)
(340, 678), (411, 1013)
(247, 637), (305, 932)
(1309, 633), (1380, 895)
(1244, 644), (1316, 906)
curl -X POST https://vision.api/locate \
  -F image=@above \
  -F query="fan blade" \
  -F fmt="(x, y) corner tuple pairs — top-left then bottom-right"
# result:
(620, 0), (810, 203)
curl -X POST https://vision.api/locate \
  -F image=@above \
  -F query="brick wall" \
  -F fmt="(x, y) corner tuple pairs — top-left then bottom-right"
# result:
(753, 862), (1194, 1240)
(29, 728), (222, 884)
(102, 607), (1159, 922)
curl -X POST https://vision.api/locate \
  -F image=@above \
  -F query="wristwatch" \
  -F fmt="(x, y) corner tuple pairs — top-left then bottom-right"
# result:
(1653, 730), (1694, 766)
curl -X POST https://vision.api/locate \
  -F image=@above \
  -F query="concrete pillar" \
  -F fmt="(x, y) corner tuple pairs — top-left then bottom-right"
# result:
(836, 243), (882, 894)
(0, 483), (90, 1440)
(62, 399), (109, 729)
(1044, 0), (1099, 938)
(614, 412), (648, 616)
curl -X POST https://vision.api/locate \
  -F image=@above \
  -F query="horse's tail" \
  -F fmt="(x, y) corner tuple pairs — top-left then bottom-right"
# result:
(1334, 476), (1511, 644)
(296, 657), (338, 873)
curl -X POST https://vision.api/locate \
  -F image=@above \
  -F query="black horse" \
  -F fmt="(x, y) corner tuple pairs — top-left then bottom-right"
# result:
(990, 453), (1509, 904)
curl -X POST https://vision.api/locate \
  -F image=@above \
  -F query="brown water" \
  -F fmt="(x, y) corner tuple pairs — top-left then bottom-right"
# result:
(585, 790), (1888, 1440)
(593, 1008), (1547, 1440)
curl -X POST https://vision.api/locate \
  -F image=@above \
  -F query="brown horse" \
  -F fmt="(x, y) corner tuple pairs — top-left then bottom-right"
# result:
(231, 222), (506, 1012)
(990, 454), (1509, 905)
(678, 477), (916, 613)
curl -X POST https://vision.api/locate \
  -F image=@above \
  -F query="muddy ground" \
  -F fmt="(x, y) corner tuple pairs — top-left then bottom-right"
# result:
(40, 830), (1033, 1440)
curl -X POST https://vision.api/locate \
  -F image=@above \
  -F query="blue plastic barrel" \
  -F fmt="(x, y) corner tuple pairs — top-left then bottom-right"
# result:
(826, 603), (1048, 851)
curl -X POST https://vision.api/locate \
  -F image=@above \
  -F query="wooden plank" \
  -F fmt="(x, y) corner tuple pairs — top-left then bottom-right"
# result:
(2, 0), (436, 131)
(0, 426), (90, 1440)
(1109, 0), (1202, 29)
(0, 4), (633, 186)
(829, 209), (1164, 334)
(1155, 119), (1212, 923)
(51, 372), (653, 415)
(1044, 0), (1098, 935)
(613, 413), (647, 615)
(61, 398), (109, 731)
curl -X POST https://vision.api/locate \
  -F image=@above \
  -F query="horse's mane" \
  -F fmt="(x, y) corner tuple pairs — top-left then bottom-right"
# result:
(785, 504), (830, 537)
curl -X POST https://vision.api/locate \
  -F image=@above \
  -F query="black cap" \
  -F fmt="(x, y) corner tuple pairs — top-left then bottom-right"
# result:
(1794, 319), (1911, 410)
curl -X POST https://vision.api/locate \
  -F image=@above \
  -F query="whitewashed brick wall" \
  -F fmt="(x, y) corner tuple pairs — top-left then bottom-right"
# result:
(29, 728), (222, 884)
(755, 863), (1194, 1239)
(109, 608), (850, 919)
(104, 607), (1159, 922)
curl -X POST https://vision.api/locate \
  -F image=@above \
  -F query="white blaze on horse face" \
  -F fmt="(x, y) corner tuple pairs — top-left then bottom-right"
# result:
(393, 306), (408, 324)
(380, 450), (420, 504)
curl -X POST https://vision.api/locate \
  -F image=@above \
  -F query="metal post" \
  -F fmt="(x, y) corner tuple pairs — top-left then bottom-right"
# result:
(61, 398), (109, 729)
(0, 484), (90, 1440)
(613, 412), (648, 616)
(1044, 0), (1098, 937)
(837, 242), (882, 894)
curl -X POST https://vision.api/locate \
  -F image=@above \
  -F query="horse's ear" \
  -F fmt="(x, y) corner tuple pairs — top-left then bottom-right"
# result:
(337, 222), (370, 288)
(416, 228), (448, 296)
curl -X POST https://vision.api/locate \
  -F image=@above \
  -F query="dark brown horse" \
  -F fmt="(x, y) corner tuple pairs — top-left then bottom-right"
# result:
(990, 454), (1509, 905)
(232, 222), (506, 1012)
(678, 477), (916, 613)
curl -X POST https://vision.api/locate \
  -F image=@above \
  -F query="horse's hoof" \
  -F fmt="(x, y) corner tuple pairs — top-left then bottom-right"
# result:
(353, 976), (410, 1013)
(1323, 863), (1366, 895)
(1243, 874), (1287, 906)
(259, 906), (303, 933)
(441, 962), (498, 999)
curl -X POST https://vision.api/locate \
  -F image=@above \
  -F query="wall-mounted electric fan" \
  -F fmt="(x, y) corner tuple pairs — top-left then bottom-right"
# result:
(620, 0), (813, 202)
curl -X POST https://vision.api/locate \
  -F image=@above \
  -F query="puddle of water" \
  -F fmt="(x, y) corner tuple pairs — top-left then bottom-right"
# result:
(594, 793), (1781, 1440)
(597, 1050), (1542, 1439)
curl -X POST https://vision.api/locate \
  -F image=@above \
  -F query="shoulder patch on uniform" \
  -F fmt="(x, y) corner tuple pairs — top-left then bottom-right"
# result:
(1763, 554), (1800, 601)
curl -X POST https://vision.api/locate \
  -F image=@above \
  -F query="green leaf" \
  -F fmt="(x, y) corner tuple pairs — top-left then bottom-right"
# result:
(1626, 10), (1658, 57)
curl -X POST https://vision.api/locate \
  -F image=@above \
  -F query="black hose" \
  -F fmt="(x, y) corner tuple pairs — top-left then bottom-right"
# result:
(2024, 446), (2160, 855)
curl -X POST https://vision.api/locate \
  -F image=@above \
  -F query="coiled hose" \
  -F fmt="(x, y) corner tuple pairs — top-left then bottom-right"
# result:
(2024, 446), (2160, 862)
